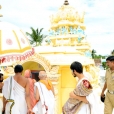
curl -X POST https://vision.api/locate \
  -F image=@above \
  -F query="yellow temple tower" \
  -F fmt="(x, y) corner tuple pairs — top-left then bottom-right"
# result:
(33, 1), (99, 113)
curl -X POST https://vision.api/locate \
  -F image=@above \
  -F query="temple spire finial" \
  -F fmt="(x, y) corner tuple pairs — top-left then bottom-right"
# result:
(64, 0), (69, 5)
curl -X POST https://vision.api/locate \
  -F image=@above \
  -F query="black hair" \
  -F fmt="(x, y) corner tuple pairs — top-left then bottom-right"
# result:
(0, 71), (3, 82)
(106, 56), (114, 61)
(34, 72), (40, 82)
(14, 65), (23, 73)
(70, 61), (83, 73)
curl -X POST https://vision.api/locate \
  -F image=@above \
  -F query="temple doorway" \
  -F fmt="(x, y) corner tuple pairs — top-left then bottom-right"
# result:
(22, 61), (45, 81)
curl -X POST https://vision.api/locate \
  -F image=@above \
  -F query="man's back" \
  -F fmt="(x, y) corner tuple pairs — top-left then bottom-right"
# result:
(2, 65), (31, 114)
(13, 75), (27, 89)
(40, 79), (55, 95)
(2, 76), (28, 114)
(33, 81), (55, 114)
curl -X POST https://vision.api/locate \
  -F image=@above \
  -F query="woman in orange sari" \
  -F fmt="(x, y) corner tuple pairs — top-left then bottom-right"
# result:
(24, 70), (37, 109)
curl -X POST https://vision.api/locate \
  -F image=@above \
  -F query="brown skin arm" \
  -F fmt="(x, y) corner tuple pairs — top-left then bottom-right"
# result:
(2, 96), (7, 111)
(0, 82), (3, 89)
(69, 91), (89, 104)
(25, 79), (31, 110)
(101, 82), (107, 97)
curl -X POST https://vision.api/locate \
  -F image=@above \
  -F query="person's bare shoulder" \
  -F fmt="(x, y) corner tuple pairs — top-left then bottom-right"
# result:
(19, 76), (28, 88)
(22, 76), (28, 81)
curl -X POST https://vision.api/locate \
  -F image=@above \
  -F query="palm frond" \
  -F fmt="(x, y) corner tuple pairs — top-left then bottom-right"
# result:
(26, 27), (46, 46)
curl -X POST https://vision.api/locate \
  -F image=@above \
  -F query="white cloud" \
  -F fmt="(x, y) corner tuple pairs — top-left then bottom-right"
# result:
(0, 0), (114, 55)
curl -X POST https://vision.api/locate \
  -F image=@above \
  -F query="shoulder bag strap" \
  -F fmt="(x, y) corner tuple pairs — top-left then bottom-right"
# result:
(39, 82), (48, 111)
(9, 77), (12, 99)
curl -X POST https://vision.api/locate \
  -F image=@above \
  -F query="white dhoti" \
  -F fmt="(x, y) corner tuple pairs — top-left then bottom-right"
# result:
(32, 82), (55, 114)
(77, 90), (104, 114)
(76, 103), (90, 114)
(2, 77), (27, 114)
(86, 90), (104, 114)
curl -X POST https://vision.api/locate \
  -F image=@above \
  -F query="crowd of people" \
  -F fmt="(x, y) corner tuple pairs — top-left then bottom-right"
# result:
(0, 55), (114, 114)
(0, 66), (55, 114)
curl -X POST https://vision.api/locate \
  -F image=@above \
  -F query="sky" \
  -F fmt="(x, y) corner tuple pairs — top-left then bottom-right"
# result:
(0, 0), (114, 55)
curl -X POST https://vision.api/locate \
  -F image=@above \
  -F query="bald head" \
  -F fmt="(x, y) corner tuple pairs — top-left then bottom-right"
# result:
(39, 71), (47, 79)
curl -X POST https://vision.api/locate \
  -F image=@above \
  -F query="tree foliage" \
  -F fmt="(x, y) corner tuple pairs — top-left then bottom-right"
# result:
(91, 49), (96, 59)
(111, 50), (114, 55)
(26, 27), (46, 46)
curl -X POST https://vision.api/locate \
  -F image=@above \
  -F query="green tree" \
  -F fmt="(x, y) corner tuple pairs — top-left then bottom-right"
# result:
(102, 62), (108, 70)
(26, 27), (46, 46)
(111, 50), (114, 55)
(91, 49), (96, 59)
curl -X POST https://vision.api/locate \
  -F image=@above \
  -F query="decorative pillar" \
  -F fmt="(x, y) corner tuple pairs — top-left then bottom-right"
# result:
(85, 65), (99, 88)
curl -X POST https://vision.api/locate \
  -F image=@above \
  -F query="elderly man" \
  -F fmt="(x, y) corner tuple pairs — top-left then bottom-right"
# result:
(33, 71), (55, 114)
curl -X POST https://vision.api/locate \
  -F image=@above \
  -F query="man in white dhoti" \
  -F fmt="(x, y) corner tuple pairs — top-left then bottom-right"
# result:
(63, 61), (102, 114)
(2, 65), (32, 114)
(32, 71), (55, 114)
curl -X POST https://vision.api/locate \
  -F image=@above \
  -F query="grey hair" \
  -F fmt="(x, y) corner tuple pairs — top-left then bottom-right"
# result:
(39, 74), (47, 77)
